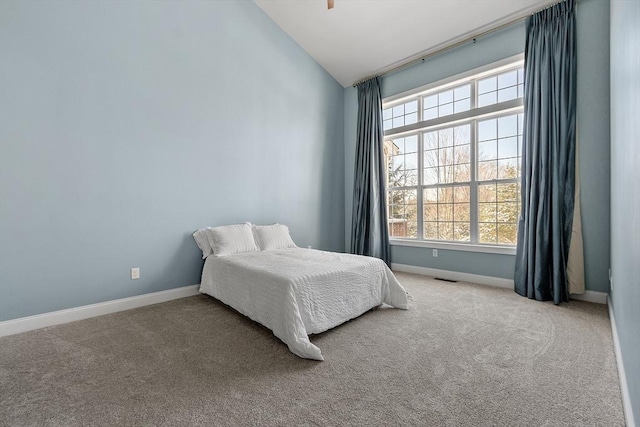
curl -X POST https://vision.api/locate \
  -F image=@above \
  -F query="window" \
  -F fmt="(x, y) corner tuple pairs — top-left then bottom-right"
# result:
(383, 58), (524, 249)
(383, 100), (418, 131)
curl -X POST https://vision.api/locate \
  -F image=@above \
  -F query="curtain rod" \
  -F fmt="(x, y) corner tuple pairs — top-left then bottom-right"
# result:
(352, 0), (564, 87)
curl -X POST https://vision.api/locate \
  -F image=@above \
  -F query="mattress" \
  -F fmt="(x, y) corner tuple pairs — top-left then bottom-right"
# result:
(199, 248), (409, 360)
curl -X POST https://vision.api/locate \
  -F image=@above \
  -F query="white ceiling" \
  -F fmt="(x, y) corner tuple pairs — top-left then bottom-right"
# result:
(254, 0), (555, 87)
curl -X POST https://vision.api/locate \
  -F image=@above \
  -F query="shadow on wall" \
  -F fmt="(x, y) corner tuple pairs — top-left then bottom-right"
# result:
(318, 101), (345, 253)
(154, 232), (204, 291)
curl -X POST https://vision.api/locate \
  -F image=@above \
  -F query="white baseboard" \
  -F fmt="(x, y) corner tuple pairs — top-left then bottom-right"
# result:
(571, 290), (608, 304)
(608, 296), (637, 427)
(0, 285), (200, 338)
(391, 263), (514, 289)
(391, 263), (608, 304)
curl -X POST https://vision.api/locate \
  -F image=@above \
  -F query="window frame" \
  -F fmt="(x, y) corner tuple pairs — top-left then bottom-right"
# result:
(383, 54), (524, 254)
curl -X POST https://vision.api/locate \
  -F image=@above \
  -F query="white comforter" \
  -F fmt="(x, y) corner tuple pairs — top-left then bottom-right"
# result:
(199, 248), (409, 360)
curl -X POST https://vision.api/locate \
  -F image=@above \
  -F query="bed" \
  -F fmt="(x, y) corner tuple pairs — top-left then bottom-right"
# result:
(195, 225), (409, 360)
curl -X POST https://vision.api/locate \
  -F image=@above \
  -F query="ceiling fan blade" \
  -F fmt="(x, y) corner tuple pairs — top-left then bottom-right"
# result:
(328, 0), (334, 9)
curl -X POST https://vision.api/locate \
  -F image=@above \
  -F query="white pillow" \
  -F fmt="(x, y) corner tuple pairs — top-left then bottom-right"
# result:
(252, 224), (297, 251)
(207, 223), (259, 257)
(193, 228), (214, 259)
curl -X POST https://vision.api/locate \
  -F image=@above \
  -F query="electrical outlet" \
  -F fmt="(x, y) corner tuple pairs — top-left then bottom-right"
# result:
(433, 249), (438, 257)
(131, 267), (140, 280)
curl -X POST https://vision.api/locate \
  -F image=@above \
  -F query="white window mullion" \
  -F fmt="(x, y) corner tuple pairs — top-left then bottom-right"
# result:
(416, 131), (424, 240)
(470, 119), (479, 244)
(471, 77), (477, 110)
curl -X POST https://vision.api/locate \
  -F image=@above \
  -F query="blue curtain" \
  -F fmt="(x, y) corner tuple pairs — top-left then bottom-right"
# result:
(350, 77), (391, 265)
(515, 0), (577, 304)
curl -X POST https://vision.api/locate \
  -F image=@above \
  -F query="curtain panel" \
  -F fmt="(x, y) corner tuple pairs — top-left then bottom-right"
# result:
(515, 0), (578, 304)
(350, 77), (391, 265)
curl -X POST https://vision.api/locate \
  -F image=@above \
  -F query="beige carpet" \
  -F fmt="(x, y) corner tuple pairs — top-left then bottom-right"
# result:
(0, 272), (625, 426)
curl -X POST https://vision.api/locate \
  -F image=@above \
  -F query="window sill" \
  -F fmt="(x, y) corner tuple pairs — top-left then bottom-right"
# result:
(390, 238), (516, 255)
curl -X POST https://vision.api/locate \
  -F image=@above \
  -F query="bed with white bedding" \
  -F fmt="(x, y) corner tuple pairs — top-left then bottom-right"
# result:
(199, 248), (409, 360)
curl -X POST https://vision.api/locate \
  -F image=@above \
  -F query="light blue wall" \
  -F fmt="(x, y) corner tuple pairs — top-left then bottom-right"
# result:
(610, 0), (640, 423)
(576, 0), (611, 294)
(345, 0), (611, 292)
(0, 0), (345, 321)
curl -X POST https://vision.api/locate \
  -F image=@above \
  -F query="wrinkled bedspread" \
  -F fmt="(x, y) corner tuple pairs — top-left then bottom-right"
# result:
(199, 248), (409, 360)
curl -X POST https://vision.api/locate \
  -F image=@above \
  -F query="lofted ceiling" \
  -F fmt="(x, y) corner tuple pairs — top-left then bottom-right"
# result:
(254, 0), (557, 87)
